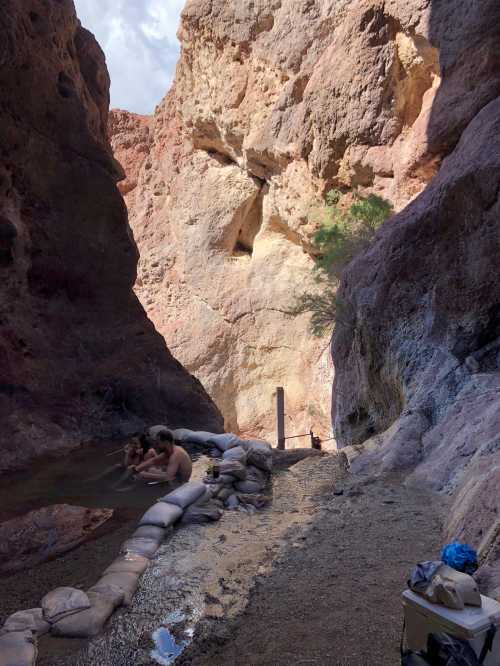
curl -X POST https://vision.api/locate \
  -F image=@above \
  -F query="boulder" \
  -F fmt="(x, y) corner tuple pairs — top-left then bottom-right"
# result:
(0, 505), (113, 574)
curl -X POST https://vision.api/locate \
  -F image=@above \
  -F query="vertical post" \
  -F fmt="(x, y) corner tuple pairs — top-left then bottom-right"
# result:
(276, 386), (285, 450)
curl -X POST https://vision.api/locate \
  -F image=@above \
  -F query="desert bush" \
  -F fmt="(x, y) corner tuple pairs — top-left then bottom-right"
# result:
(293, 190), (393, 336)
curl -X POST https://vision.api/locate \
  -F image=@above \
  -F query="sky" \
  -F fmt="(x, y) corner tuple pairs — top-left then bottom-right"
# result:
(74, 0), (185, 115)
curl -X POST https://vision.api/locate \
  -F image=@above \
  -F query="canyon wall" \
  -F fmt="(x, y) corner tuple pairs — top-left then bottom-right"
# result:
(110, 0), (442, 444)
(0, 0), (222, 472)
(333, 0), (500, 574)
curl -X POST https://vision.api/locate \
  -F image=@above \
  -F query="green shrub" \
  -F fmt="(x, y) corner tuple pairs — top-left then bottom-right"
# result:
(293, 190), (393, 336)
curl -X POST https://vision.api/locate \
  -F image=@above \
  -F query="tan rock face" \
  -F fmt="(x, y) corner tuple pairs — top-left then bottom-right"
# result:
(0, 1), (222, 472)
(110, 0), (448, 445)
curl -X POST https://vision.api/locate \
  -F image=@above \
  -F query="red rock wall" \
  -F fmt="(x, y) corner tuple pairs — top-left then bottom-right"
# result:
(0, 0), (222, 472)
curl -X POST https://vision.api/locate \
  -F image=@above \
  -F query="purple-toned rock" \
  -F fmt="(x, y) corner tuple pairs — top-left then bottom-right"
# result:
(0, 505), (113, 574)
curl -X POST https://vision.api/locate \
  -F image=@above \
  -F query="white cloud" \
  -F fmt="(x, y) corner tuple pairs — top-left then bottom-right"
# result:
(74, 0), (185, 114)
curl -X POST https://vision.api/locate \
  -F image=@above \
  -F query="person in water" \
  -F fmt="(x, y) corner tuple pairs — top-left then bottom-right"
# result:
(132, 430), (192, 484)
(124, 434), (156, 468)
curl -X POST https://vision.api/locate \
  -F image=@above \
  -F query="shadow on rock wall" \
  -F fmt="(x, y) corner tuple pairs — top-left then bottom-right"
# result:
(332, 0), (500, 567)
(0, 1), (222, 473)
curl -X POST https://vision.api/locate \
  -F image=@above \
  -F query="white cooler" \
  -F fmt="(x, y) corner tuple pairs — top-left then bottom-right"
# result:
(402, 590), (500, 665)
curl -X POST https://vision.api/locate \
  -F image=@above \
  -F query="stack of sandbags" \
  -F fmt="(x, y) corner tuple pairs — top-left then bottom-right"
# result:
(159, 481), (223, 525)
(202, 439), (273, 509)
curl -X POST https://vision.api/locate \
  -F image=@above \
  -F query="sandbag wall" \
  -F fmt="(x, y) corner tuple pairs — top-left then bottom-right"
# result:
(0, 433), (273, 666)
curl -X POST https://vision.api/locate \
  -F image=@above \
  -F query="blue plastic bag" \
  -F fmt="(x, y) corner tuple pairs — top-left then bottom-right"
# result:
(441, 542), (478, 575)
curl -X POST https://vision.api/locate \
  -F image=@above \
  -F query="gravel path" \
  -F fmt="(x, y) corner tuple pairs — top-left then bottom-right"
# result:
(181, 472), (444, 666)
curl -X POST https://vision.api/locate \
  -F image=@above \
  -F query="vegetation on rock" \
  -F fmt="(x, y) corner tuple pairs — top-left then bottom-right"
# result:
(293, 190), (393, 336)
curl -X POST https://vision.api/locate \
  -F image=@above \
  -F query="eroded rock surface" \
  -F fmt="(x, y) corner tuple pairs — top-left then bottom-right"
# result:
(333, 0), (500, 570)
(0, 0), (222, 472)
(110, 0), (448, 443)
(0, 505), (112, 573)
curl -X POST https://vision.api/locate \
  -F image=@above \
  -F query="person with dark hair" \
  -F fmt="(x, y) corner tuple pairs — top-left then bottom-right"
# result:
(124, 433), (157, 468)
(132, 429), (192, 484)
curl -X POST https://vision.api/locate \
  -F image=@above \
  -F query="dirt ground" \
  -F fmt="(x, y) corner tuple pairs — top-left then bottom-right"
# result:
(181, 468), (444, 666)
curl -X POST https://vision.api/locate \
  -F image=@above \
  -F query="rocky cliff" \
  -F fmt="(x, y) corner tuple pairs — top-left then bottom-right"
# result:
(0, 0), (222, 472)
(333, 0), (500, 575)
(110, 0), (444, 443)
(111, 0), (499, 573)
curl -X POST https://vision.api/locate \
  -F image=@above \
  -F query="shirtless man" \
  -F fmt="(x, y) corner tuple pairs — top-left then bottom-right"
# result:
(133, 430), (192, 484)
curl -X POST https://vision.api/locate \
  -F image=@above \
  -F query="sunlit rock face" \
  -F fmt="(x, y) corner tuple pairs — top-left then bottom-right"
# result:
(0, 1), (222, 472)
(333, 0), (500, 571)
(110, 0), (446, 443)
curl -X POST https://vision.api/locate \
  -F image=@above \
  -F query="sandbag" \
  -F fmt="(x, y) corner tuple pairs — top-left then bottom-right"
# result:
(242, 440), (273, 473)
(247, 465), (269, 485)
(174, 431), (213, 445)
(103, 553), (149, 577)
(193, 486), (213, 506)
(181, 502), (224, 525)
(237, 494), (271, 510)
(219, 473), (239, 485)
(160, 482), (206, 509)
(147, 425), (170, 441)
(121, 537), (161, 559)
(96, 571), (140, 606)
(206, 433), (241, 452)
(0, 630), (37, 666)
(222, 446), (247, 464)
(235, 479), (265, 494)
(138, 502), (183, 528)
(131, 525), (167, 541)
(219, 460), (247, 481)
(42, 587), (90, 623)
(171, 428), (196, 443)
(50, 586), (123, 638)
(216, 487), (234, 501)
(225, 494), (240, 509)
(1, 609), (49, 636)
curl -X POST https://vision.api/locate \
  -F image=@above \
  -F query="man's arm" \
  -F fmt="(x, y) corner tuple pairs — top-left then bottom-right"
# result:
(163, 456), (180, 482)
(135, 453), (163, 473)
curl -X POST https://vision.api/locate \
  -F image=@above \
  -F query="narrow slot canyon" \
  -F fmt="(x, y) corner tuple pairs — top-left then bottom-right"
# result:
(1, 1), (500, 666)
